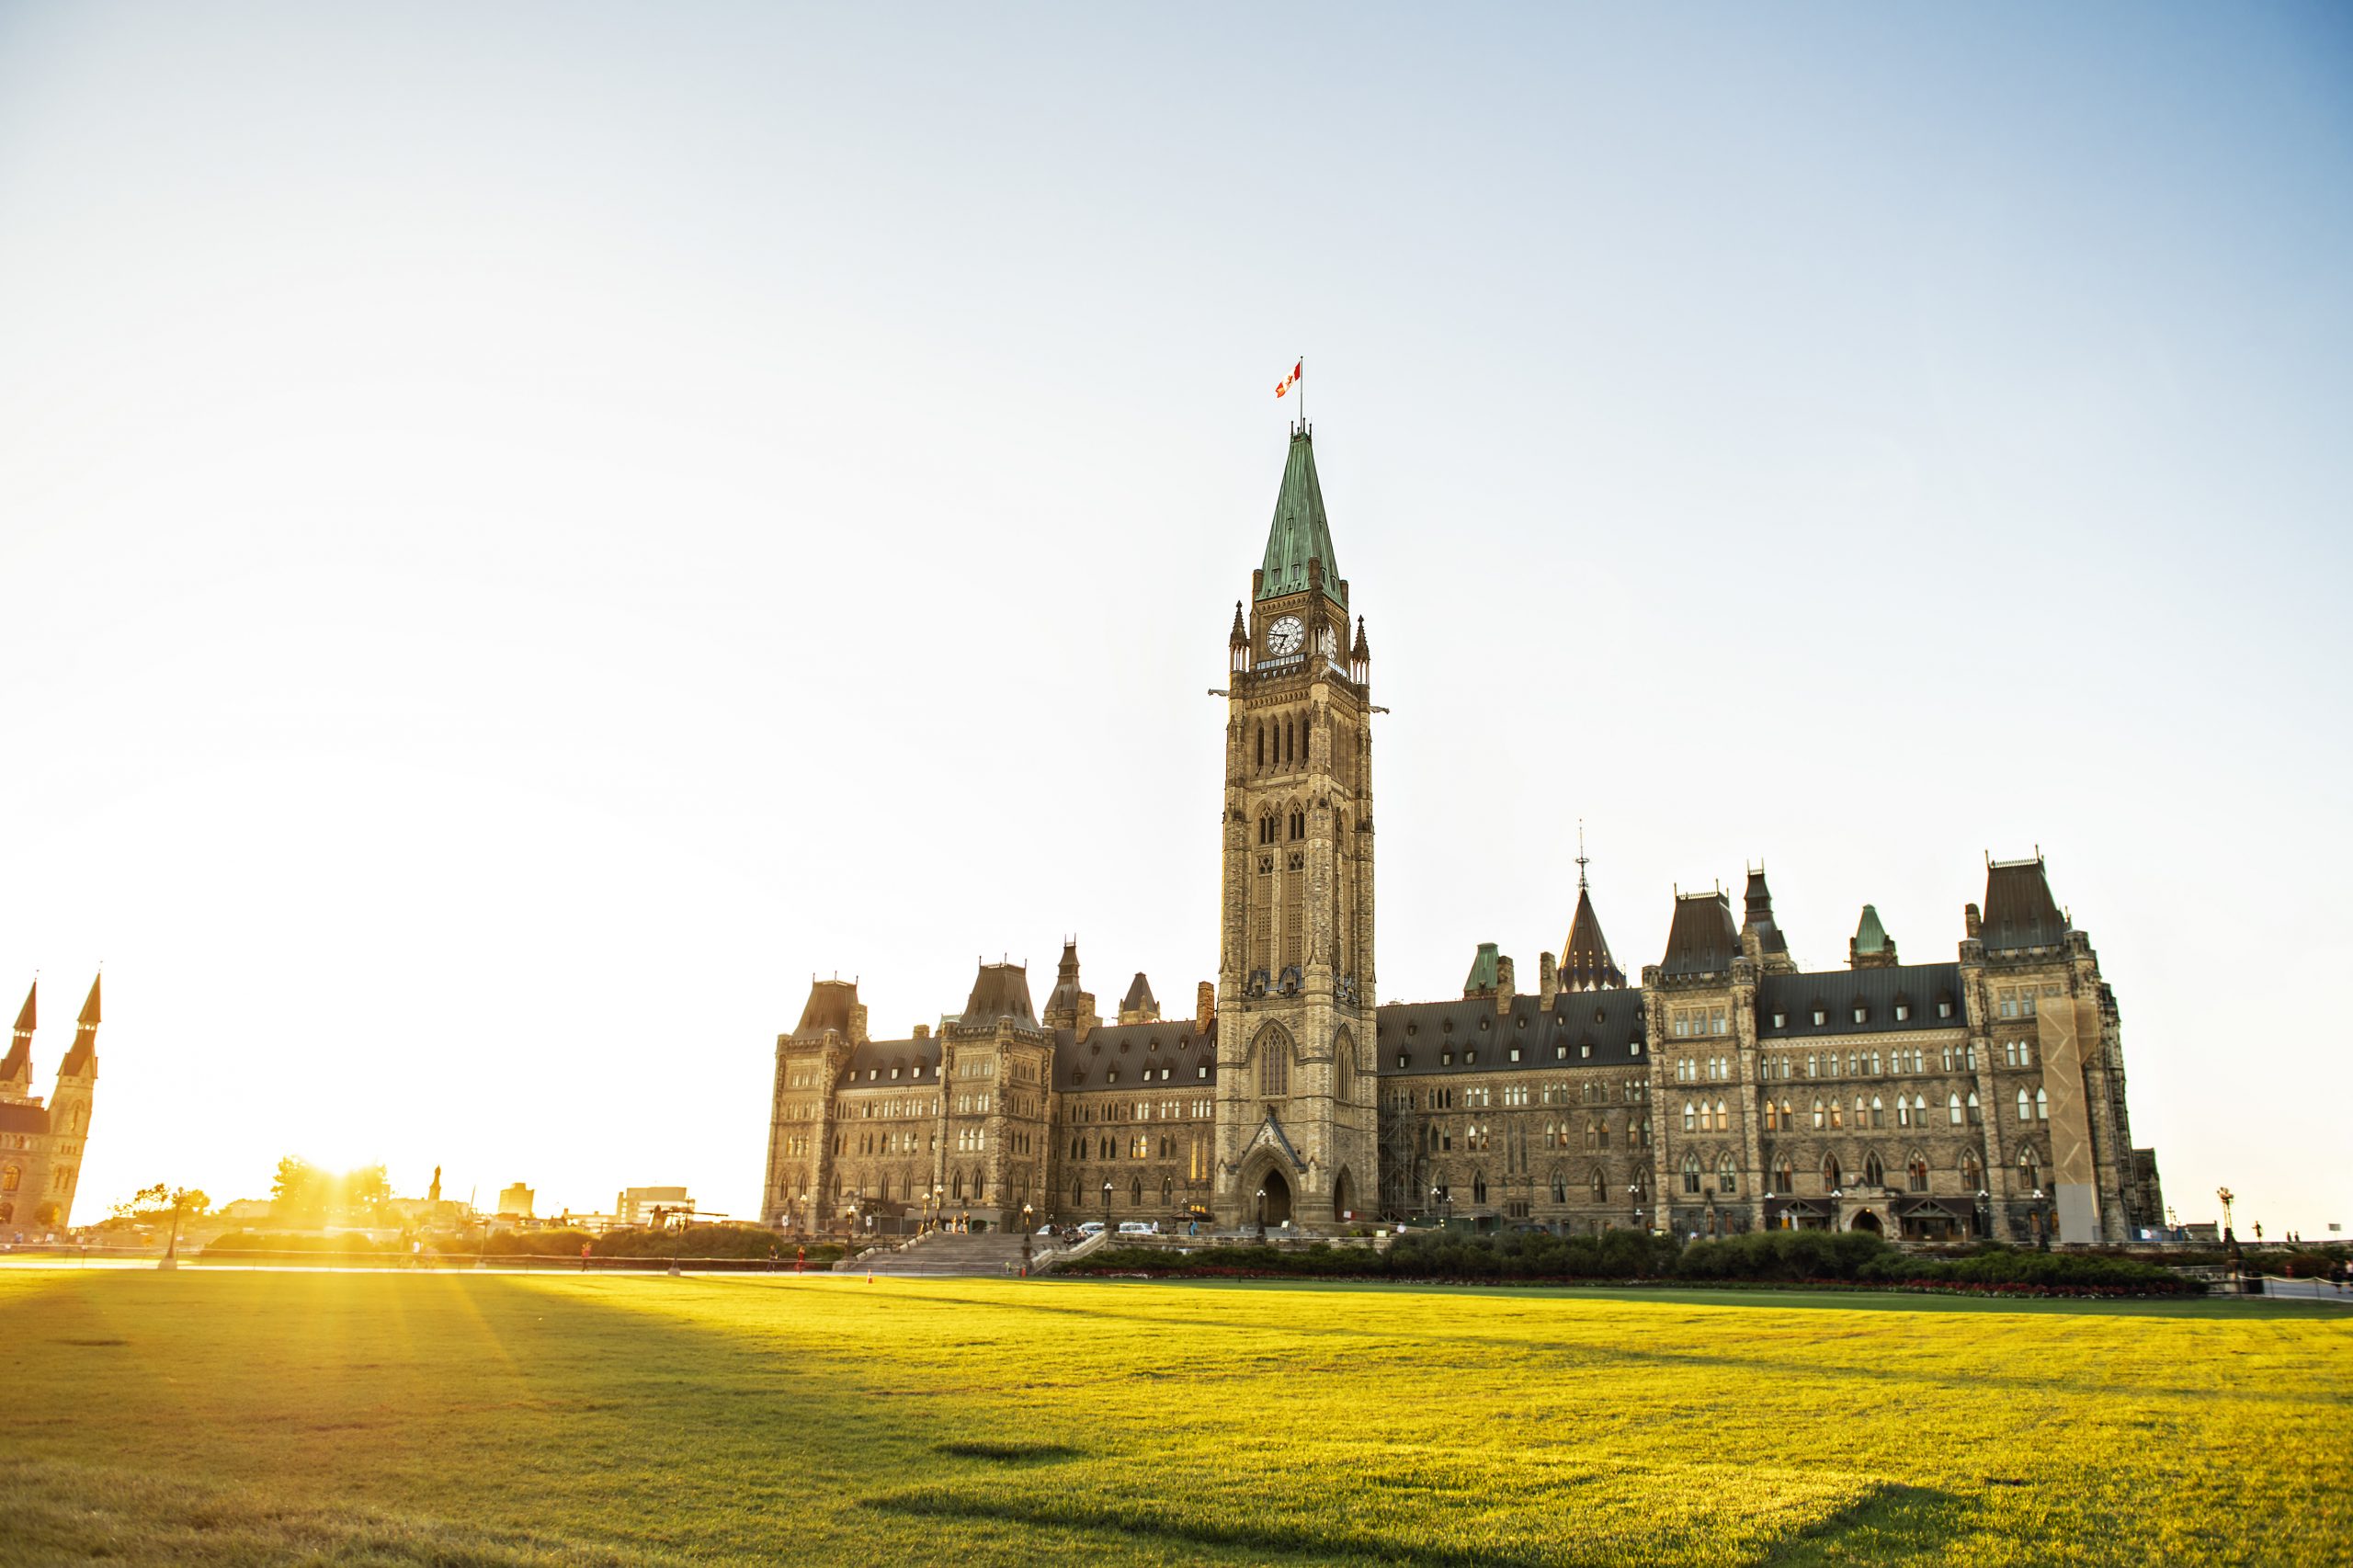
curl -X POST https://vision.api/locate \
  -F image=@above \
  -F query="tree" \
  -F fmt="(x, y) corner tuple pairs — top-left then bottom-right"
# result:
(111, 1185), (212, 1224)
(270, 1157), (322, 1221)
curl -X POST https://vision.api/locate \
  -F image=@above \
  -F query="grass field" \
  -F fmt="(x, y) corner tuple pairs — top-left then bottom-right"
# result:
(1, 1268), (2347, 1566)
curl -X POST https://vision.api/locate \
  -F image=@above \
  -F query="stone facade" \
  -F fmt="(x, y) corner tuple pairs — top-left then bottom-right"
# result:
(0, 976), (101, 1239)
(760, 427), (2161, 1245)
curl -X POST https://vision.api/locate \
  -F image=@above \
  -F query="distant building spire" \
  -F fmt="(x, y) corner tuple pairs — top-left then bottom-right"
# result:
(58, 973), (99, 1078)
(1, 980), (31, 1096)
(1258, 426), (1346, 608)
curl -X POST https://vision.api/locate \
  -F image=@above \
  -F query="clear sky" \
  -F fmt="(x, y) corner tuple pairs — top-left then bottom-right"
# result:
(3, 5), (2347, 1235)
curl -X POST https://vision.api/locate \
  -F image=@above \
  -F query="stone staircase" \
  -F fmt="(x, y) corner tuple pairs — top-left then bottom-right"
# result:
(835, 1232), (1044, 1278)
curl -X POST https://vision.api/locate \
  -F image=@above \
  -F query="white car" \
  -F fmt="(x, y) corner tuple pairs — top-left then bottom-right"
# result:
(1077, 1221), (1106, 1236)
(1117, 1221), (1158, 1236)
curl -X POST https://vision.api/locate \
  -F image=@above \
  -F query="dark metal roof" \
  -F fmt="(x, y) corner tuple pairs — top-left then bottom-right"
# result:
(1120, 972), (1157, 1015)
(1756, 963), (1962, 1039)
(961, 962), (1037, 1028)
(1257, 427), (1345, 608)
(1662, 892), (1738, 978)
(0, 1101), (50, 1135)
(1056, 1022), (1214, 1089)
(839, 1038), (941, 1084)
(1042, 941), (1087, 1017)
(1983, 858), (2067, 951)
(790, 979), (861, 1040)
(1742, 869), (1790, 956)
(1561, 885), (1625, 991)
(1376, 989), (1648, 1076)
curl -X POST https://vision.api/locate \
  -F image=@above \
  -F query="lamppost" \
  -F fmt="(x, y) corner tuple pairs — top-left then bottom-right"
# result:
(932, 1184), (944, 1236)
(1256, 1186), (1267, 1241)
(1831, 1187), (1844, 1233)
(1101, 1180), (1112, 1234)
(1020, 1202), (1034, 1273)
(2031, 1187), (2049, 1250)
(1429, 1185), (1441, 1225)
(1628, 1183), (1640, 1233)
(2217, 1186), (2236, 1244)
(1976, 1188), (1991, 1241)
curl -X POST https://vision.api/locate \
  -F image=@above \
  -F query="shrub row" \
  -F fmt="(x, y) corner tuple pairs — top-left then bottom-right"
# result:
(1062, 1229), (2201, 1294)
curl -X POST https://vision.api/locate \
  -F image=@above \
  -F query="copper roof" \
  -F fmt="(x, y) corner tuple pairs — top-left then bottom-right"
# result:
(1983, 858), (2067, 950)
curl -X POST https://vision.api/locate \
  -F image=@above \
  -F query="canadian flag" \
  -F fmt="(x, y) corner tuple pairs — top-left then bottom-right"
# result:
(1275, 359), (1302, 397)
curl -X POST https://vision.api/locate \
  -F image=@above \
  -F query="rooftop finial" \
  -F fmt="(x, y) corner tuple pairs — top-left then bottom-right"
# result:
(1576, 820), (1589, 891)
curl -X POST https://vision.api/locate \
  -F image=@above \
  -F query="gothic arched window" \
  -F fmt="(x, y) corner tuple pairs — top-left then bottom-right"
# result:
(1823, 1152), (1842, 1190)
(1907, 1154), (1929, 1192)
(1863, 1152), (1885, 1187)
(1717, 1153), (1738, 1195)
(1255, 1028), (1290, 1096)
(1681, 1152), (1701, 1194)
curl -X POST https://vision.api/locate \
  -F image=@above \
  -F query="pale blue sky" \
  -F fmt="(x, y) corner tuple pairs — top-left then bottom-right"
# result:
(1, 4), (2347, 1233)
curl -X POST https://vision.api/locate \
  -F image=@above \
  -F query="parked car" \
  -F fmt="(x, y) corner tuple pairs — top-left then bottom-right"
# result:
(1077, 1221), (1105, 1236)
(1117, 1221), (1158, 1236)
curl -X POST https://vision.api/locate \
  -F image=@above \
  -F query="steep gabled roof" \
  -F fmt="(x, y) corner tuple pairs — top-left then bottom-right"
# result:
(1462, 942), (1502, 995)
(1120, 972), (1157, 1015)
(1561, 887), (1625, 991)
(1258, 427), (1345, 608)
(790, 979), (862, 1040)
(1662, 892), (1738, 978)
(1983, 858), (2067, 950)
(961, 961), (1037, 1028)
(1854, 904), (1890, 955)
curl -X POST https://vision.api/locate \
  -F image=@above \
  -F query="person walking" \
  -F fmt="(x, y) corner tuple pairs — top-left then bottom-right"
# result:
(578, 1242), (592, 1273)
(794, 1244), (805, 1275)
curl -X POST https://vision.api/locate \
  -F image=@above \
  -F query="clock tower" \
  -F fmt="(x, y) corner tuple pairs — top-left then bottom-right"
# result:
(1214, 423), (1379, 1230)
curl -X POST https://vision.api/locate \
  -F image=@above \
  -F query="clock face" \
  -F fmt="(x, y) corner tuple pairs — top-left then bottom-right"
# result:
(1267, 615), (1304, 656)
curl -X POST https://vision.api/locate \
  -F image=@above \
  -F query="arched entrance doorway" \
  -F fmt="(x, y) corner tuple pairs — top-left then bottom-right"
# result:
(1332, 1168), (1355, 1222)
(1850, 1209), (1883, 1235)
(1254, 1168), (1292, 1228)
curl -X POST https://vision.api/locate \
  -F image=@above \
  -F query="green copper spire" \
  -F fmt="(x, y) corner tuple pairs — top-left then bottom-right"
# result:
(1258, 426), (1345, 607)
(1854, 903), (1888, 954)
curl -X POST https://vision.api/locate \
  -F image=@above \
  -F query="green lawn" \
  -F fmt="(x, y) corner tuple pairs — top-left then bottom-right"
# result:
(1, 1267), (2346, 1566)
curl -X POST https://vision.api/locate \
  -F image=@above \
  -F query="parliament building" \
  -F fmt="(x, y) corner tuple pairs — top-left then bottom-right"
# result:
(1, 977), (100, 1238)
(762, 427), (2164, 1246)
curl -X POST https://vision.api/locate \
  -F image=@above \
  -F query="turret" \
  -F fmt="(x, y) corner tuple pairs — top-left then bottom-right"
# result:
(1040, 939), (1098, 1036)
(40, 975), (99, 1228)
(1739, 866), (1797, 974)
(1117, 972), (1160, 1026)
(1849, 904), (1899, 968)
(1560, 835), (1627, 992)
(1229, 602), (1250, 676)
(1349, 616), (1370, 685)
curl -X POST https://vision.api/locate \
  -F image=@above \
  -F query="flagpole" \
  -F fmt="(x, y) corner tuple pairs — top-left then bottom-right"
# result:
(1299, 354), (1305, 431)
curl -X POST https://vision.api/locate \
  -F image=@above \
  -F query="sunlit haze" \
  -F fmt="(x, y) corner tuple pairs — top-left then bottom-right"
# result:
(3, 5), (2347, 1233)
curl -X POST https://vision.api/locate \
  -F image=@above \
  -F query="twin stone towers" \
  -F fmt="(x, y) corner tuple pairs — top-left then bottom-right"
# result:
(762, 424), (2156, 1244)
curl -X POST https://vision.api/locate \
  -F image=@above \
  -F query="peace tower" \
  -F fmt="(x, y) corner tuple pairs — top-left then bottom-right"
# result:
(1211, 422), (1379, 1227)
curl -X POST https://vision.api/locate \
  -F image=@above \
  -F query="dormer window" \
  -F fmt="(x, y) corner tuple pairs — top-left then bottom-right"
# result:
(1771, 1012), (1786, 1029)
(1553, 1045), (1567, 1061)
(1508, 1047), (1521, 1062)
(1441, 1051), (1453, 1065)
(1812, 1010), (1826, 1027)
(1938, 999), (1954, 1019)
(1397, 1053), (1411, 1069)
(1853, 1006), (1868, 1025)
(1893, 1004), (1909, 1022)
(1580, 1044), (1592, 1060)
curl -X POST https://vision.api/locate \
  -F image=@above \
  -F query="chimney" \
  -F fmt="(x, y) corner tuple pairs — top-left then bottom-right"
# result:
(1197, 981), (1215, 1033)
(1538, 950), (1558, 1009)
(1964, 903), (1984, 938)
(912, 1024), (929, 1040)
(1495, 954), (1516, 1014)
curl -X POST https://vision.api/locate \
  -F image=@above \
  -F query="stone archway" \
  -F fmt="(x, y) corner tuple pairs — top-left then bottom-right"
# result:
(1331, 1167), (1355, 1222)
(1253, 1167), (1292, 1227)
(1850, 1209), (1883, 1235)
